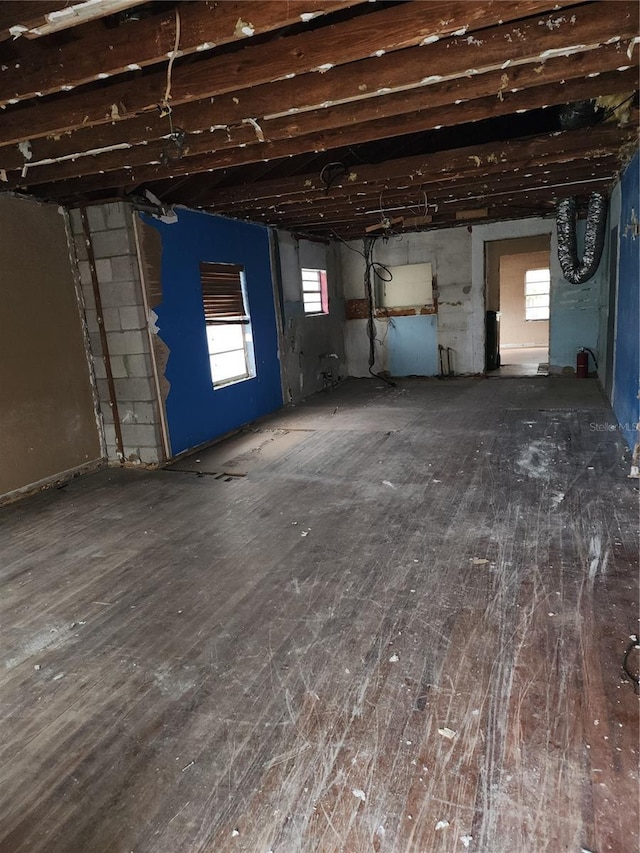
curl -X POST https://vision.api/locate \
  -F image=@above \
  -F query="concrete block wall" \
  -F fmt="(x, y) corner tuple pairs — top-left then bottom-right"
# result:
(69, 202), (165, 465)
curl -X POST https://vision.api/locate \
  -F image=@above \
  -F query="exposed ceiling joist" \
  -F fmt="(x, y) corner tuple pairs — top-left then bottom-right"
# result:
(178, 123), (636, 209)
(224, 160), (621, 220)
(6, 66), (635, 191)
(0, 0), (364, 105)
(0, 0), (616, 146)
(2, 26), (635, 177)
(0, 0), (636, 238)
(0, 0), (147, 42)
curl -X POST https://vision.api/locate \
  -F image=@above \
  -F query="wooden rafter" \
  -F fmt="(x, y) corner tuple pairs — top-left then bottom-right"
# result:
(0, 0), (615, 146)
(0, 0), (364, 104)
(174, 123), (637, 209)
(0, 0), (147, 41)
(4, 66), (636, 191)
(2, 33), (635, 177)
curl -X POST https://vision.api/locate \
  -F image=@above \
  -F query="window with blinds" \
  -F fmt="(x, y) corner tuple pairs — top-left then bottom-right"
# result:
(199, 262), (255, 387)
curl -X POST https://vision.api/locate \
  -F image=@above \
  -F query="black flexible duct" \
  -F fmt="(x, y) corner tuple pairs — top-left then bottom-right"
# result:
(556, 193), (608, 284)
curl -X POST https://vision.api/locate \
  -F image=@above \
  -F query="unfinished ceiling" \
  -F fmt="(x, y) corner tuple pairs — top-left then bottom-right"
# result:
(0, 0), (637, 238)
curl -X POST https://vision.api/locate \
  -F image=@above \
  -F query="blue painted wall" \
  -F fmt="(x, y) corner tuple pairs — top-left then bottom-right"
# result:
(143, 208), (282, 456)
(549, 220), (605, 371)
(388, 314), (439, 376)
(612, 153), (639, 450)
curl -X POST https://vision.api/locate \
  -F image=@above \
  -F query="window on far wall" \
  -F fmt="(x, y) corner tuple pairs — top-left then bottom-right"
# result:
(301, 268), (329, 315)
(525, 268), (550, 321)
(200, 262), (255, 387)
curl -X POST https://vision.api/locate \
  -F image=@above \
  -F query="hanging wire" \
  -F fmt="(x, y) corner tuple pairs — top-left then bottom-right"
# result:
(158, 8), (186, 165)
(159, 7), (181, 117)
(320, 162), (348, 195)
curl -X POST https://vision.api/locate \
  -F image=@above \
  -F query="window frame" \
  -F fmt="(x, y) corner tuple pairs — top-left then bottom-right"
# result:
(301, 267), (329, 315)
(199, 262), (256, 388)
(524, 267), (551, 322)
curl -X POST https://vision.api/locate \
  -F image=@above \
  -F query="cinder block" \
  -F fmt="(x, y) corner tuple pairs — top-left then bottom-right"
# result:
(124, 353), (152, 378)
(99, 280), (141, 309)
(100, 399), (114, 423)
(92, 228), (132, 259)
(119, 305), (145, 330)
(110, 254), (138, 282)
(87, 205), (106, 233)
(108, 330), (147, 356)
(95, 258), (113, 283)
(103, 423), (116, 447)
(102, 307), (120, 332)
(69, 208), (83, 236)
(77, 260), (92, 287)
(93, 357), (107, 380)
(138, 445), (160, 464)
(84, 308), (99, 333)
(133, 402), (157, 424)
(88, 331), (103, 358)
(114, 376), (155, 402)
(75, 237), (88, 261)
(96, 378), (111, 403)
(82, 284), (96, 310)
(120, 423), (160, 447)
(109, 355), (128, 378)
(104, 202), (128, 231)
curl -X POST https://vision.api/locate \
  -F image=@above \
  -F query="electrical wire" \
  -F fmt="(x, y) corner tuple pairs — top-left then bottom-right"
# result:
(597, 92), (636, 124)
(363, 237), (396, 386)
(623, 635), (640, 693)
(320, 162), (347, 195)
(159, 7), (181, 117)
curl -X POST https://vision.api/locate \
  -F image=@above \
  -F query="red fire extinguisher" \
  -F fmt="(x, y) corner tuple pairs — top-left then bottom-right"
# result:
(577, 347), (598, 378)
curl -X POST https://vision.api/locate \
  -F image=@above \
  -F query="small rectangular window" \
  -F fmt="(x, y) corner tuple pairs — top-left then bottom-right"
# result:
(525, 268), (550, 321)
(301, 268), (328, 315)
(200, 262), (255, 387)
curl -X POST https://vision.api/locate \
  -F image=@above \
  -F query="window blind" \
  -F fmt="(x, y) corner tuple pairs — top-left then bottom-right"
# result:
(200, 263), (247, 323)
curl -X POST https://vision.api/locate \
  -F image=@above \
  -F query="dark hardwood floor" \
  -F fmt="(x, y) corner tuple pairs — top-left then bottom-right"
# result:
(1, 378), (638, 853)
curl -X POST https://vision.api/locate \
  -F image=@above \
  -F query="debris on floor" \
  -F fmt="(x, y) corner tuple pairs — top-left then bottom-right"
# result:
(438, 727), (457, 740)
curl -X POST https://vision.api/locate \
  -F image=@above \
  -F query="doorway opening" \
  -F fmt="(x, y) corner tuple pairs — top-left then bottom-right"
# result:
(485, 235), (551, 377)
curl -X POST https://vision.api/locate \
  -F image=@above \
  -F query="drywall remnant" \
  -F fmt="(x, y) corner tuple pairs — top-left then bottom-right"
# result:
(18, 140), (33, 161)
(352, 788), (367, 802)
(234, 18), (255, 37)
(389, 653), (399, 662)
(435, 820), (450, 831)
(438, 727), (457, 739)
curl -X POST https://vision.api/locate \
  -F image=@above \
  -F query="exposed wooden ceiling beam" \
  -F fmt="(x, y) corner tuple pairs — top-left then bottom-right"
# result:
(0, 0), (364, 105)
(5, 66), (635, 189)
(262, 183), (615, 234)
(0, 0), (146, 41)
(40, 122), (633, 206)
(180, 123), (637, 208)
(0, 0), (612, 146)
(2, 33), (633, 176)
(223, 160), (619, 220)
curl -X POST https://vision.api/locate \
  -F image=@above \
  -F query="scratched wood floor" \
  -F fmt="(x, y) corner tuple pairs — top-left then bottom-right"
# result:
(1, 378), (638, 853)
